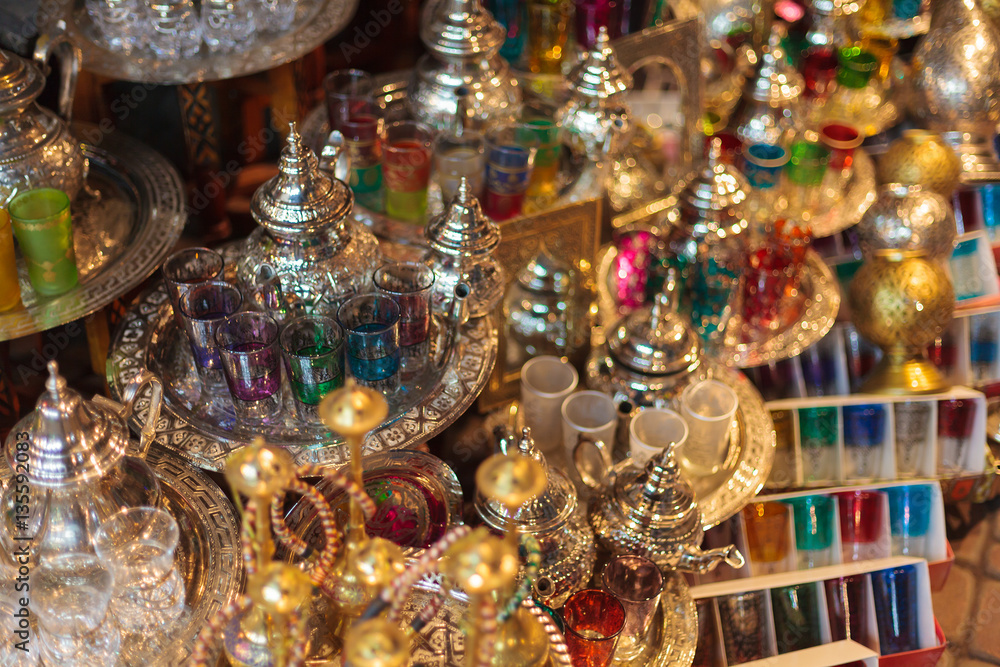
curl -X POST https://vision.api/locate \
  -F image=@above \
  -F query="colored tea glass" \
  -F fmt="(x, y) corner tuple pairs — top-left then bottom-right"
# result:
(323, 68), (374, 132)
(374, 262), (434, 373)
(886, 484), (933, 558)
(838, 490), (886, 562)
(600, 555), (663, 660)
(215, 311), (284, 422)
(162, 246), (225, 327)
(894, 401), (932, 477)
(825, 574), (875, 648)
(433, 130), (486, 203)
(783, 494), (835, 568)
(0, 208), (22, 311)
(523, 118), (561, 200)
(771, 582), (823, 654)
(770, 409), (798, 488)
(742, 143), (788, 190)
(382, 121), (434, 223)
(842, 403), (886, 478)
(177, 280), (243, 388)
(279, 315), (345, 422)
(562, 588), (626, 667)
(799, 406), (839, 482)
(573, 0), (623, 50)
(742, 502), (792, 575)
(678, 379), (738, 475)
(820, 122), (863, 177)
(527, 0), (572, 74)
(717, 590), (772, 664)
(483, 123), (540, 220)
(938, 398), (977, 472)
(341, 107), (384, 213)
(488, 0), (526, 62)
(338, 293), (401, 393)
(871, 565), (920, 655)
(8, 188), (78, 296)
(693, 599), (719, 667)
(802, 47), (839, 99)
(837, 47), (878, 89)
(707, 131), (742, 167)
(970, 312), (999, 383)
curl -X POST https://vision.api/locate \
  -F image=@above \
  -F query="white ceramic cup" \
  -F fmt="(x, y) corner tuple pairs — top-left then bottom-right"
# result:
(629, 408), (689, 468)
(679, 379), (739, 475)
(520, 356), (579, 452)
(561, 390), (618, 460)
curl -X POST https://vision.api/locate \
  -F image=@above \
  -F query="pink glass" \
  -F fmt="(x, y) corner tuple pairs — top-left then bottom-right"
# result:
(838, 490), (886, 562)
(802, 47), (839, 99)
(601, 555), (663, 660)
(574, 0), (623, 50)
(938, 398), (977, 472)
(562, 588), (626, 667)
(820, 122), (864, 173)
(215, 311), (284, 422)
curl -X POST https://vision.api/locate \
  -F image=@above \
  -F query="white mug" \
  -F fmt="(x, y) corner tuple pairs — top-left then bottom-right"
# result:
(629, 408), (689, 468)
(520, 356), (579, 452)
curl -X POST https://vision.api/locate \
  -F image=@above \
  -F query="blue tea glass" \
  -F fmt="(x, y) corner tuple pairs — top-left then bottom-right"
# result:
(885, 485), (933, 558)
(743, 143), (789, 190)
(871, 565), (921, 655)
(338, 294), (401, 393)
(842, 403), (886, 478)
(177, 280), (243, 389)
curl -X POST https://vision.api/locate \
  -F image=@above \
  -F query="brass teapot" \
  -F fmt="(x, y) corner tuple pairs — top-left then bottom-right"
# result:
(579, 441), (744, 573)
(0, 31), (86, 200)
(1, 362), (163, 560)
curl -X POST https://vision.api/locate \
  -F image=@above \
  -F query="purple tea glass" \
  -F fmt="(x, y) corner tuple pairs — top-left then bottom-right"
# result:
(562, 588), (626, 667)
(177, 280), (243, 389)
(600, 555), (663, 660)
(215, 311), (284, 423)
(374, 262), (435, 374)
(162, 247), (224, 327)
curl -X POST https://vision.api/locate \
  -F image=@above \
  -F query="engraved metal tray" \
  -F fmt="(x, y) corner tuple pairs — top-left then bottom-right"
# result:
(0, 125), (185, 341)
(595, 246), (841, 368)
(40, 0), (359, 84)
(584, 360), (775, 529)
(0, 440), (242, 667)
(300, 74), (598, 248)
(106, 261), (498, 472)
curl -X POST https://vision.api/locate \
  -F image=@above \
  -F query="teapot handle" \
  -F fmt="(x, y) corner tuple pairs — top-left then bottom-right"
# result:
(118, 370), (163, 459)
(319, 130), (351, 182)
(572, 435), (614, 489)
(33, 21), (81, 124)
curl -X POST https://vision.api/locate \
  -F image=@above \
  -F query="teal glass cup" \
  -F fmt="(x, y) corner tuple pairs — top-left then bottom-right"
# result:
(798, 406), (839, 482)
(885, 484), (933, 558)
(8, 188), (78, 296)
(783, 494), (836, 568)
(279, 315), (346, 423)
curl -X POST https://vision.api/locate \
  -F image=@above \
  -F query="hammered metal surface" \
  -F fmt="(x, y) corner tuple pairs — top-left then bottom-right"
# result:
(0, 126), (185, 340)
(0, 444), (242, 667)
(596, 246), (840, 369)
(877, 130), (963, 199)
(41, 0), (358, 84)
(856, 184), (956, 259)
(106, 281), (498, 472)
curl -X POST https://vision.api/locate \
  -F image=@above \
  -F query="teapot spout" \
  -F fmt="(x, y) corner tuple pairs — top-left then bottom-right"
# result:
(677, 543), (745, 574)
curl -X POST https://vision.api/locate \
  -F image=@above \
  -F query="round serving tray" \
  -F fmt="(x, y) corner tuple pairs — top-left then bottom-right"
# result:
(41, 0), (359, 84)
(0, 125), (185, 341)
(595, 246), (841, 369)
(106, 276), (498, 472)
(0, 438), (242, 667)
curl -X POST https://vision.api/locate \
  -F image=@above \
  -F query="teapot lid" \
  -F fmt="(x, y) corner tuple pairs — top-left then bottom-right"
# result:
(608, 272), (702, 375)
(425, 177), (501, 256)
(0, 50), (44, 115)
(612, 443), (701, 535)
(476, 427), (578, 534)
(747, 24), (803, 103)
(669, 139), (750, 238)
(565, 27), (633, 102)
(420, 0), (506, 61)
(250, 123), (353, 243)
(18, 362), (129, 487)
(516, 245), (572, 294)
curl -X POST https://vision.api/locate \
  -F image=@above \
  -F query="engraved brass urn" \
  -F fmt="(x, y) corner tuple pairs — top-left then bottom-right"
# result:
(849, 250), (955, 394)
(876, 130), (962, 199)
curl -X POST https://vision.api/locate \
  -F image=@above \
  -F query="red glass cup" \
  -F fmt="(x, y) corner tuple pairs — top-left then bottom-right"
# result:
(838, 490), (886, 562)
(381, 120), (433, 223)
(562, 588), (626, 667)
(323, 69), (374, 132)
(820, 122), (864, 176)
(802, 47), (839, 99)
(705, 131), (742, 167)
(938, 398), (978, 472)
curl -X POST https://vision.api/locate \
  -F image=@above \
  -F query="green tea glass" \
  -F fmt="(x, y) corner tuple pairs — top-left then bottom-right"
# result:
(771, 582), (823, 654)
(798, 406), (839, 482)
(279, 315), (346, 422)
(783, 494), (835, 568)
(8, 188), (77, 296)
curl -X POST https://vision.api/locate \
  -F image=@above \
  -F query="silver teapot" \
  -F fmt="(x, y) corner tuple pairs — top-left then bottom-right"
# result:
(476, 426), (596, 607)
(0, 32), (86, 200)
(581, 441), (744, 573)
(2, 362), (163, 561)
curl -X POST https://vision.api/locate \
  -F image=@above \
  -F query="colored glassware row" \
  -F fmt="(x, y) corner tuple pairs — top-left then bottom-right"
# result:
(694, 564), (923, 664)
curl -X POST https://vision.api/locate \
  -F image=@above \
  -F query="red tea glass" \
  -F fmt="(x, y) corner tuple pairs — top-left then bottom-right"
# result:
(938, 398), (977, 472)
(381, 120), (433, 223)
(824, 575), (875, 649)
(838, 490), (886, 562)
(802, 47), (839, 99)
(705, 131), (742, 167)
(323, 69), (374, 132)
(562, 588), (626, 667)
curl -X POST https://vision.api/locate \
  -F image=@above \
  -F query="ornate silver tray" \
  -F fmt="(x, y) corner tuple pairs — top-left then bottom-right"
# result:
(0, 126), (185, 341)
(106, 275), (498, 472)
(595, 246), (841, 369)
(585, 359), (775, 529)
(300, 74), (597, 248)
(40, 0), (359, 84)
(0, 442), (242, 667)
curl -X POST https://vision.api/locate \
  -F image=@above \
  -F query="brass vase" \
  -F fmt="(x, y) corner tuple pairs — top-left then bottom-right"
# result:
(848, 250), (955, 394)
(876, 130), (962, 199)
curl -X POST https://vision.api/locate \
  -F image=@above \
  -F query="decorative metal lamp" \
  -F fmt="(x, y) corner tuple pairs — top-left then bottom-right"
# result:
(409, 0), (521, 131)
(855, 184), (957, 260)
(733, 22), (804, 146)
(911, 0), (1000, 183)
